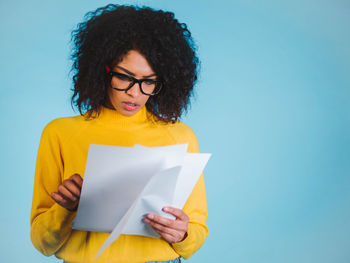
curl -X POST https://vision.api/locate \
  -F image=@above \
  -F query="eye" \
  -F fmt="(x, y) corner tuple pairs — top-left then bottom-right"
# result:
(143, 79), (157, 85)
(115, 73), (133, 81)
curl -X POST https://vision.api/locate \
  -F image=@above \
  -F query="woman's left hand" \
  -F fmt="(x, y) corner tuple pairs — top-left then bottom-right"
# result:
(144, 206), (189, 243)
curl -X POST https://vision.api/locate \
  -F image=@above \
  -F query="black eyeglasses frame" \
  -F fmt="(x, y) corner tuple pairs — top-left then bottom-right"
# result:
(109, 71), (162, 96)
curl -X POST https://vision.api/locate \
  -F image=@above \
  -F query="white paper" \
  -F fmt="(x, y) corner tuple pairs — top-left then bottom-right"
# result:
(71, 143), (211, 260)
(72, 144), (187, 232)
(94, 166), (182, 260)
(122, 165), (182, 237)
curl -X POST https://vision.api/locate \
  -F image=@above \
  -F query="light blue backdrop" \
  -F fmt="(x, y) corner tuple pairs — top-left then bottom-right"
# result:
(1, 0), (349, 262)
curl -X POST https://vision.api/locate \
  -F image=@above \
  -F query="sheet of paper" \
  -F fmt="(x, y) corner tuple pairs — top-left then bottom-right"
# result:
(95, 150), (211, 259)
(94, 165), (182, 260)
(134, 144), (188, 169)
(71, 143), (211, 260)
(72, 144), (188, 232)
(122, 165), (182, 236)
(173, 153), (211, 208)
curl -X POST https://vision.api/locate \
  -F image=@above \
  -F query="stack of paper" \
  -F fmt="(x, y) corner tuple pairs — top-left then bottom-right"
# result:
(71, 144), (211, 259)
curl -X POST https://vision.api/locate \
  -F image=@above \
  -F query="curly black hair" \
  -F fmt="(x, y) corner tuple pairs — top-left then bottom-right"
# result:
(71, 4), (199, 123)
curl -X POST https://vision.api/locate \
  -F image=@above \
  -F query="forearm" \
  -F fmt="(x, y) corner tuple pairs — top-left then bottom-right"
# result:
(30, 203), (76, 256)
(171, 221), (209, 259)
(171, 173), (209, 259)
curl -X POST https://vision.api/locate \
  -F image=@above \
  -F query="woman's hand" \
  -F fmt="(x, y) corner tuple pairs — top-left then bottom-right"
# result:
(144, 206), (189, 243)
(51, 173), (83, 212)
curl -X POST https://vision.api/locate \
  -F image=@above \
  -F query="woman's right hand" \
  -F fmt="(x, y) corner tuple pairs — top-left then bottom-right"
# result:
(51, 173), (83, 211)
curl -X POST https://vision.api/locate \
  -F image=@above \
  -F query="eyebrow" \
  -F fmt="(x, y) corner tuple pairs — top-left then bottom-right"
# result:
(116, 66), (157, 78)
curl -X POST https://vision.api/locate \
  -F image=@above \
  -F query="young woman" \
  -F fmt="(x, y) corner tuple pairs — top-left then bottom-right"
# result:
(30, 4), (208, 263)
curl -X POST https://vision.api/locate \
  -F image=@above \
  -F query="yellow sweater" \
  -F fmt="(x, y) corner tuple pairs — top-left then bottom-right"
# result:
(30, 106), (208, 263)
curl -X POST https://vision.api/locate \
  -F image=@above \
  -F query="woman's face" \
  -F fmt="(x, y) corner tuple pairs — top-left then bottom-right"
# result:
(107, 50), (157, 117)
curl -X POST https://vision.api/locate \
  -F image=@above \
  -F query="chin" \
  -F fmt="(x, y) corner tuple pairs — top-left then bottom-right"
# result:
(120, 109), (139, 117)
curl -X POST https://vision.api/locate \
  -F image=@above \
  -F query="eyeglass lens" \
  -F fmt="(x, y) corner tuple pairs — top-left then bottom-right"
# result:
(111, 72), (161, 95)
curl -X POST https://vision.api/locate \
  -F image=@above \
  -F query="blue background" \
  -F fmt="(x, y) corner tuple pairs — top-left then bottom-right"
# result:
(1, 0), (349, 262)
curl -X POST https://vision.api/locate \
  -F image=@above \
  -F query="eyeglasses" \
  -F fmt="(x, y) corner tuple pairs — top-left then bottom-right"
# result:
(109, 71), (162, 96)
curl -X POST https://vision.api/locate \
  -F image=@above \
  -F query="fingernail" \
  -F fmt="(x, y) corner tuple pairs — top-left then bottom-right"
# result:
(148, 214), (154, 219)
(163, 207), (171, 212)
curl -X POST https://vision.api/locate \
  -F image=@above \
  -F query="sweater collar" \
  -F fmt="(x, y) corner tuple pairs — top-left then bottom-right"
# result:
(95, 105), (151, 127)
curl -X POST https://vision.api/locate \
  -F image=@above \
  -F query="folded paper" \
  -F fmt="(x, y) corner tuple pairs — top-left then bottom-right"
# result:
(71, 143), (211, 260)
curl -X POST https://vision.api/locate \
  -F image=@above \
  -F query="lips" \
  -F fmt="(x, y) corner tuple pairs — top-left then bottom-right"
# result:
(123, 101), (139, 111)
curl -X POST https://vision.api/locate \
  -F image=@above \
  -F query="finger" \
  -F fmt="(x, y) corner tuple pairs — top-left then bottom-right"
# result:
(51, 192), (78, 211)
(70, 173), (83, 188)
(144, 218), (183, 243)
(146, 214), (186, 232)
(146, 214), (178, 230)
(144, 217), (179, 236)
(152, 227), (185, 244)
(58, 184), (78, 201)
(62, 180), (81, 198)
(156, 229), (178, 243)
(51, 192), (67, 205)
(163, 207), (189, 222)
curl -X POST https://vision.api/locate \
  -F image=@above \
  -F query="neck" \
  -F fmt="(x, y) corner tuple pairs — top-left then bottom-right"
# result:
(94, 105), (151, 128)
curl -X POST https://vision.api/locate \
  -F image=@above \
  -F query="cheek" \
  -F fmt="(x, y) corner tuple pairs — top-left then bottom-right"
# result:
(141, 95), (151, 106)
(107, 89), (122, 104)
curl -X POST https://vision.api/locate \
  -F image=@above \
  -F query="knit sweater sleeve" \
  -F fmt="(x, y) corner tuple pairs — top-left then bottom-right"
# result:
(169, 124), (209, 259)
(30, 121), (76, 256)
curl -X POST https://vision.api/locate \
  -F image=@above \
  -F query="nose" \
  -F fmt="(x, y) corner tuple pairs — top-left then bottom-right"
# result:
(125, 82), (142, 97)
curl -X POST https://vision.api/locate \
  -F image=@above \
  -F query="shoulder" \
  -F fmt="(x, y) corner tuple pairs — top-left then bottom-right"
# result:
(43, 115), (85, 133)
(41, 115), (87, 142)
(164, 121), (200, 153)
(166, 121), (196, 138)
